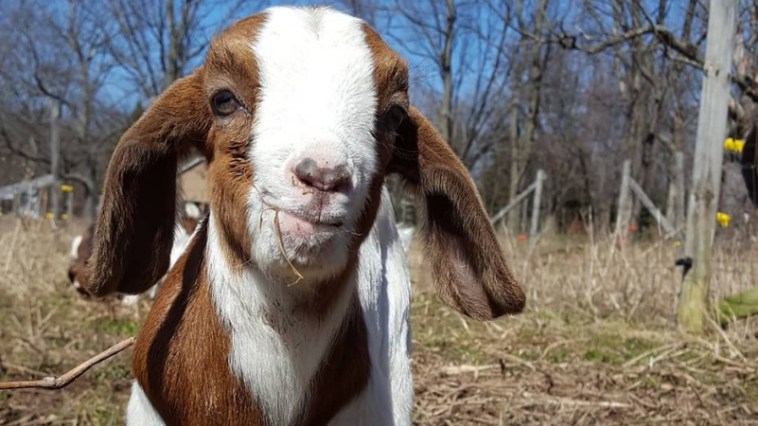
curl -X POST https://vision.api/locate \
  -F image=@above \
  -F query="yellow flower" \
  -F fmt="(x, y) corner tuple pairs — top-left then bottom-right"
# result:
(60, 213), (69, 221)
(724, 138), (745, 154)
(60, 184), (74, 193)
(716, 212), (731, 228)
(44, 212), (54, 220)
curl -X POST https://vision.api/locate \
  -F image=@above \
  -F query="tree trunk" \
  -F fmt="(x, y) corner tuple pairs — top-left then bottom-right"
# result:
(439, 0), (455, 144)
(666, 149), (685, 230)
(507, 0), (548, 231)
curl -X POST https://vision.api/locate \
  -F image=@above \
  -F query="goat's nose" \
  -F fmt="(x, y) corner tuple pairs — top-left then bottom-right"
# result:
(293, 158), (351, 192)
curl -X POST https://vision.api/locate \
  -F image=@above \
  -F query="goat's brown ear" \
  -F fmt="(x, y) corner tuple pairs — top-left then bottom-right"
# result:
(390, 107), (525, 320)
(84, 71), (210, 296)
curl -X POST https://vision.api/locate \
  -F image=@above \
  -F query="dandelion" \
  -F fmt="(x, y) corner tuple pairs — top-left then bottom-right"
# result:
(723, 138), (745, 154)
(716, 211), (731, 228)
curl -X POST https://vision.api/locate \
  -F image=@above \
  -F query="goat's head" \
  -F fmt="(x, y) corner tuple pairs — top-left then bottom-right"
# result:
(85, 6), (525, 320)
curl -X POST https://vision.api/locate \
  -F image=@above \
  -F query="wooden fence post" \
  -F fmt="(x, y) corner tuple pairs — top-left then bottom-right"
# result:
(678, 0), (737, 334)
(529, 169), (545, 247)
(615, 160), (632, 241)
(49, 101), (60, 218)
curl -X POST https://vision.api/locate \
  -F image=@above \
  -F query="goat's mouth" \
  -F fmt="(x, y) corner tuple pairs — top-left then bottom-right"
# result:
(275, 210), (343, 236)
(260, 200), (345, 231)
(253, 204), (354, 283)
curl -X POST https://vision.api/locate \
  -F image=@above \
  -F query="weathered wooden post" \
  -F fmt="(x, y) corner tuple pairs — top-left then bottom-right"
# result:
(66, 188), (74, 220)
(677, 0), (737, 334)
(49, 101), (60, 219)
(529, 169), (545, 248)
(615, 160), (632, 241)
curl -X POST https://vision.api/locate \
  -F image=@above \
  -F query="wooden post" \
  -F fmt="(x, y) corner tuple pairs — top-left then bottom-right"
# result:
(66, 190), (74, 220)
(678, 0), (737, 334)
(529, 169), (545, 247)
(49, 101), (60, 218)
(615, 160), (632, 241)
(490, 181), (537, 225)
(628, 179), (676, 235)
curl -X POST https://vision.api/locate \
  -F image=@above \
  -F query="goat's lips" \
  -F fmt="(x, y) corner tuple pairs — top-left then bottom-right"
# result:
(276, 211), (341, 237)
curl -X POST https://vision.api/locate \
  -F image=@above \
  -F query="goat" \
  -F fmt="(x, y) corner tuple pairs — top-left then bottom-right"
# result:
(68, 202), (202, 304)
(68, 223), (95, 297)
(81, 6), (525, 425)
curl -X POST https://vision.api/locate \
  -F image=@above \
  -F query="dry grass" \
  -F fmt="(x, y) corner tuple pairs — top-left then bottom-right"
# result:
(0, 218), (757, 425)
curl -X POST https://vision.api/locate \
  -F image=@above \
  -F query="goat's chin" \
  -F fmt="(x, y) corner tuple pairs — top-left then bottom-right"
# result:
(251, 225), (351, 284)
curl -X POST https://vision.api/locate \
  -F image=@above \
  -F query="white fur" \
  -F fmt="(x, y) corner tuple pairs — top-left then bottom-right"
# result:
(69, 235), (83, 259)
(397, 224), (415, 255)
(208, 215), (356, 425)
(127, 382), (165, 426)
(339, 188), (413, 423)
(69, 235), (84, 290)
(184, 202), (201, 219)
(248, 6), (378, 282)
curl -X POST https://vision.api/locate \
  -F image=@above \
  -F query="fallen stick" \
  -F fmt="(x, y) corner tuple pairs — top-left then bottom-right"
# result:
(521, 392), (632, 409)
(0, 337), (135, 390)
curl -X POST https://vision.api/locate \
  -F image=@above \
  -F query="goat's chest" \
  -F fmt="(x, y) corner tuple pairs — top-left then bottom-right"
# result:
(132, 272), (369, 426)
(212, 270), (369, 425)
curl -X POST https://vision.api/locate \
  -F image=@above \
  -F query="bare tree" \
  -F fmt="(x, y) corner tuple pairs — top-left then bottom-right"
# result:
(0, 0), (122, 217)
(107, 0), (265, 100)
(506, 0), (551, 231)
(343, 0), (514, 170)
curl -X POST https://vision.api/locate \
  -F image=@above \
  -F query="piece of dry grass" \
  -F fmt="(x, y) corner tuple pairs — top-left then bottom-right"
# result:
(272, 210), (305, 286)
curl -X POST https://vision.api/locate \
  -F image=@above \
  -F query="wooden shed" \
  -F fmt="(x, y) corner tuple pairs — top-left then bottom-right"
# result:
(179, 158), (208, 204)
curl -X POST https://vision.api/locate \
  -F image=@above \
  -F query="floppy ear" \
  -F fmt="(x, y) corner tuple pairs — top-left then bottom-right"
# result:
(389, 107), (525, 320)
(83, 71), (211, 296)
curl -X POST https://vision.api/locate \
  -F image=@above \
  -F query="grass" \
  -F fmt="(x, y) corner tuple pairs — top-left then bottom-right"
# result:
(1, 218), (757, 425)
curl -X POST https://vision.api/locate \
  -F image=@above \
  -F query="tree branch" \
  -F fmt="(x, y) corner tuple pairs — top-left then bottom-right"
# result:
(0, 337), (135, 391)
(555, 23), (702, 64)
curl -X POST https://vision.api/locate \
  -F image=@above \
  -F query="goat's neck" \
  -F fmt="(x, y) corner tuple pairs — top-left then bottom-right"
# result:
(205, 216), (357, 426)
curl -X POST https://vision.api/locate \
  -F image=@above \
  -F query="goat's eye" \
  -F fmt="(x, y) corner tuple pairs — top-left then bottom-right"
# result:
(385, 105), (406, 130)
(211, 90), (241, 116)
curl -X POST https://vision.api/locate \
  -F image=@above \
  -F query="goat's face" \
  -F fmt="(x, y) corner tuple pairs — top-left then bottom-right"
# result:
(85, 6), (526, 320)
(199, 8), (409, 280)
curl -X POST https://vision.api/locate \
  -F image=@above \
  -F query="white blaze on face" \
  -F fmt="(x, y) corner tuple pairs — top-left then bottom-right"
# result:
(247, 7), (378, 280)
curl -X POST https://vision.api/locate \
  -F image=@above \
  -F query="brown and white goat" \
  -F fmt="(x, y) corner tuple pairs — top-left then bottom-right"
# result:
(82, 6), (525, 425)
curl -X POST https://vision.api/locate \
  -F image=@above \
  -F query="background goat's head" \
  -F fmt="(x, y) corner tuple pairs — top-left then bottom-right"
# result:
(84, 6), (525, 320)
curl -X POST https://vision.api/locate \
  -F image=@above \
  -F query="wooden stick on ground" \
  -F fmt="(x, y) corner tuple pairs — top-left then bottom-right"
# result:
(0, 337), (135, 390)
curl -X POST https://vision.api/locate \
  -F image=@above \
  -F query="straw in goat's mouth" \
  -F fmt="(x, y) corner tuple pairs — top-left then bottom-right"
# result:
(273, 210), (305, 287)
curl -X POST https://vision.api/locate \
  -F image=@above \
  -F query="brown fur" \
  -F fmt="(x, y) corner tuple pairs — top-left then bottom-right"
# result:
(135, 222), (370, 425)
(85, 8), (524, 424)
(365, 25), (525, 319)
(132, 224), (264, 425)
(87, 70), (212, 296)
(179, 216), (200, 235)
(390, 107), (526, 319)
(204, 15), (265, 269)
(299, 295), (370, 425)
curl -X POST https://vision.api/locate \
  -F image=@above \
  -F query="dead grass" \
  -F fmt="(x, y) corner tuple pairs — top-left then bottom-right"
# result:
(1, 217), (757, 425)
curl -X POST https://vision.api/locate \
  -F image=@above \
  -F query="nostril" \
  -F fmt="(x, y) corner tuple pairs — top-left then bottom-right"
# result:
(293, 158), (352, 192)
(294, 158), (319, 188)
(321, 165), (351, 189)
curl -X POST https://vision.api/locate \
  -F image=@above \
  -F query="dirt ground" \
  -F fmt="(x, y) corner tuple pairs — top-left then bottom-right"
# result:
(0, 219), (756, 425)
